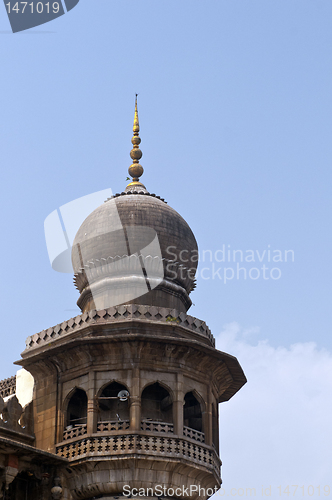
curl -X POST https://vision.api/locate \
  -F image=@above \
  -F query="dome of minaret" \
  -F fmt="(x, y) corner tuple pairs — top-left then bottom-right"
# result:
(71, 97), (198, 313)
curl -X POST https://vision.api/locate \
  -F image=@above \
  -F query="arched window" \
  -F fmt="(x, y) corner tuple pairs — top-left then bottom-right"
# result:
(141, 383), (172, 423)
(98, 382), (129, 422)
(183, 392), (202, 432)
(66, 388), (87, 427)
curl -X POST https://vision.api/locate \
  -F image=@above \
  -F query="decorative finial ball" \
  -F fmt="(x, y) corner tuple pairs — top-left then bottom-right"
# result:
(51, 477), (63, 499)
(130, 148), (143, 161)
(131, 136), (141, 146)
(129, 163), (143, 179)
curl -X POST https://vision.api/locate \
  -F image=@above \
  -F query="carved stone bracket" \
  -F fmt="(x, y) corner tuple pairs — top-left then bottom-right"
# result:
(51, 477), (63, 499)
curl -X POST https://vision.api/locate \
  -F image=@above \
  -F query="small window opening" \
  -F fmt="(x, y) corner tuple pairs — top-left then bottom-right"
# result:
(141, 383), (173, 423)
(183, 392), (202, 432)
(98, 382), (129, 422)
(67, 389), (87, 428)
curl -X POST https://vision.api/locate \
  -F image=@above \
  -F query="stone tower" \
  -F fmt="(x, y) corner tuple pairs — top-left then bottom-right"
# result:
(18, 98), (246, 500)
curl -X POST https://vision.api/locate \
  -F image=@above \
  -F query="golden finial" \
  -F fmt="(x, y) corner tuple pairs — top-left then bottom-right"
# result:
(127, 94), (146, 189)
(133, 94), (139, 133)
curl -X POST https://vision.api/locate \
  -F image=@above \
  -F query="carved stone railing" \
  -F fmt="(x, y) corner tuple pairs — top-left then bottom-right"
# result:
(63, 424), (87, 441)
(62, 420), (204, 443)
(0, 375), (16, 399)
(97, 420), (130, 432)
(56, 434), (220, 475)
(141, 420), (174, 434)
(0, 395), (34, 439)
(183, 425), (205, 443)
(25, 304), (214, 351)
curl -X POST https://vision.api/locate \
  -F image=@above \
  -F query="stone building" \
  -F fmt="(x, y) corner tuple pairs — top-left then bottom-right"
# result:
(0, 99), (246, 499)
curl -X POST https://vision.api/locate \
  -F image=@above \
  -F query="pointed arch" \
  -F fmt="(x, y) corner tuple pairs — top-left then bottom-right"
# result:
(183, 390), (203, 432)
(97, 381), (129, 422)
(66, 388), (87, 427)
(141, 382), (173, 423)
(141, 380), (174, 402)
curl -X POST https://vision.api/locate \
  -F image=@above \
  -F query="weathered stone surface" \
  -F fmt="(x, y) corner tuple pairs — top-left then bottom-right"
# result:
(23, 304), (215, 352)
(71, 193), (198, 313)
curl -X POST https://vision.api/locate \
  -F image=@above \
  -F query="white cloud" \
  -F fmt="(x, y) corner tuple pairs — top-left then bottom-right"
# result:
(212, 323), (332, 498)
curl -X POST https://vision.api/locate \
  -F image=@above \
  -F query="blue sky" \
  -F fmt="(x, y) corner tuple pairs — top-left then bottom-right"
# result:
(1, 0), (332, 495)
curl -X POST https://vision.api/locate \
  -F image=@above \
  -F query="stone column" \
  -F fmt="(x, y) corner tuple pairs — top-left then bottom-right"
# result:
(129, 367), (141, 431)
(203, 390), (213, 446)
(212, 400), (220, 453)
(173, 373), (183, 436)
(87, 371), (97, 434)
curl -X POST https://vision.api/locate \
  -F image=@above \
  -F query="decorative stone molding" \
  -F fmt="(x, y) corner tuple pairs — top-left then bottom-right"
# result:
(105, 190), (167, 203)
(73, 256), (196, 295)
(24, 304), (214, 351)
(56, 434), (220, 476)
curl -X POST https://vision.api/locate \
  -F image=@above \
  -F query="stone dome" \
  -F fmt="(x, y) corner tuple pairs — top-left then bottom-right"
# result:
(71, 98), (198, 313)
(71, 189), (198, 313)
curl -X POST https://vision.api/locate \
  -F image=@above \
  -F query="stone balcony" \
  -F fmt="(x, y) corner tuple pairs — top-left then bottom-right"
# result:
(56, 432), (220, 477)
(58, 420), (216, 481)
(56, 425), (220, 500)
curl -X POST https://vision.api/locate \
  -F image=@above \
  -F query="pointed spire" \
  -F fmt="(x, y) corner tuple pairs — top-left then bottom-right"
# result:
(127, 94), (146, 190)
(133, 94), (140, 134)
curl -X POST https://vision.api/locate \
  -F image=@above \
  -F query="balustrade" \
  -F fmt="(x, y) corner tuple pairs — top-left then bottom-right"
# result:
(97, 420), (130, 432)
(141, 420), (174, 434)
(183, 425), (205, 443)
(63, 424), (87, 441)
(56, 434), (220, 475)
(62, 419), (205, 444)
